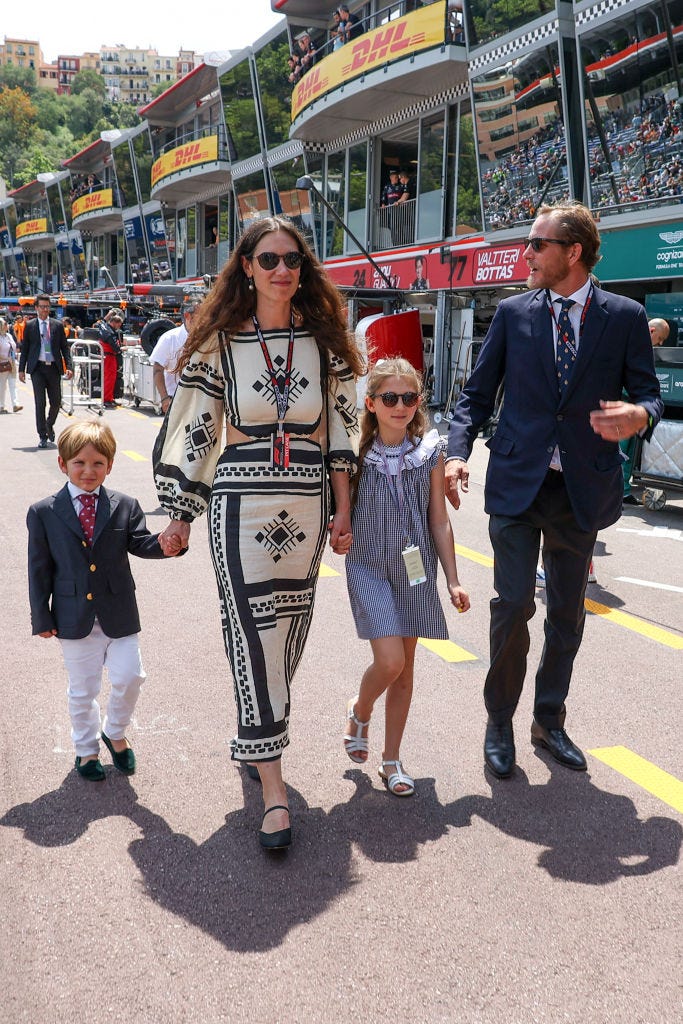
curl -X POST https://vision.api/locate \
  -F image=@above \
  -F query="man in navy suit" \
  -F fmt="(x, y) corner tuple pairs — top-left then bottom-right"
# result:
(18, 293), (72, 448)
(446, 202), (662, 778)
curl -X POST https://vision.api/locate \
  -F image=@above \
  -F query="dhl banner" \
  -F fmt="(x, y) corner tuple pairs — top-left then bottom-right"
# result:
(151, 136), (219, 188)
(72, 189), (114, 219)
(292, 1), (446, 121)
(16, 218), (48, 240)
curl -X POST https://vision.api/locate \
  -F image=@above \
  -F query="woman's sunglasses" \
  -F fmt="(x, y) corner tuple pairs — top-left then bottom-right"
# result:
(524, 237), (574, 252)
(252, 251), (306, 270)
(373, 391), (420, 408)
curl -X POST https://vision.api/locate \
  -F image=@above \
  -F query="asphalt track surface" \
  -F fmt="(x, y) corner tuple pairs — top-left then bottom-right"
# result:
(1, 383), (681, 1023)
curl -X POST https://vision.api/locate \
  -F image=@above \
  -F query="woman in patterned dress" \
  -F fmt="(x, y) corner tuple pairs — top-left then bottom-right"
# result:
(155, 217), (362, 849)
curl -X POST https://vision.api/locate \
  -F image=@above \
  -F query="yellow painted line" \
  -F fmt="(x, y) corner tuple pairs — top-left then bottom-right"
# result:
(589, 746), (683, 814)
(121, 450), (148, 462)
(454, 543), (494, 568)
(126, 410), (149, 420)
(318, 563), (339, 577)
(585, 598), (683, 650)
(418, 637), (478, 662)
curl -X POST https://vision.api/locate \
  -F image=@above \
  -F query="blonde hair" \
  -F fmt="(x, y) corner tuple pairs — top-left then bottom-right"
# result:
(58, 421), (117, 463)
(351, 358), (427, 506)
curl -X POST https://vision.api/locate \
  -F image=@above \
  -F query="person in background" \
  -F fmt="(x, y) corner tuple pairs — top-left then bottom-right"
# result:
(622, 316), (671, 505)
(150, 304), (199, 416)
(381, 169), (404, 207)
(97, 309), (124, 409)
(337, 4), (364, 42)
(397, 168), (416, 203)
(0, 317), (22, 413)
(297, 31), (317, 75)
(648, 317), (670, 347)
(18, 294), (72, 448)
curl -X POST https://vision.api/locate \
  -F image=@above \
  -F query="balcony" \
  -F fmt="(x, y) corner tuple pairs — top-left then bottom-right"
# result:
(150, 127), (231, 205)
(70, 186), (123, 232)
(290, 0), (466, 142)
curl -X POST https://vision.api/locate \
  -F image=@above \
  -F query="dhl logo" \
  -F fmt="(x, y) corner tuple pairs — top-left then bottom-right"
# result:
(174, 143), (203, 167)
(296, 67), (329, 105)
(342, 24), (426, 73)
(84, 194), (104, 209)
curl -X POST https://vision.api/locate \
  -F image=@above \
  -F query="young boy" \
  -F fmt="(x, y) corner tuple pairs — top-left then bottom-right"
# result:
(27, 421), (182, 781)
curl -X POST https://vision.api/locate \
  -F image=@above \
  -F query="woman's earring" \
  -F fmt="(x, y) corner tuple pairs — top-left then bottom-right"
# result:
(247, 277), (254, 291)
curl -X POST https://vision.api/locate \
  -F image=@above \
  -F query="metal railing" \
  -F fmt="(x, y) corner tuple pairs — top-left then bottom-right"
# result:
(373, 199), (416, 250)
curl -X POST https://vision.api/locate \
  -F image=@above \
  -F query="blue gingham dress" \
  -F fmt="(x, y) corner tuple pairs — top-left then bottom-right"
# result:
(346, 429), (449, 640)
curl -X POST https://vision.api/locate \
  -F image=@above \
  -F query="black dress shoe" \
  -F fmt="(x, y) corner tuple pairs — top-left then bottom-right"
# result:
(484, 719), (516, 778)
(47, 425), (55, 441)
(258, 805), (292, 850)
(101, 732), (136, 774)
(622, 494), (639, 507)
(38, 438), (49, 449)
(75, 756), (106, 781)
(531, 720), (587, 771)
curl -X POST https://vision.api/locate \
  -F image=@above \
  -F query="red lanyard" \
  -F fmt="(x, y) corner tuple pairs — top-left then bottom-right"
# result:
(545, 285), (593, 357)
(252, 314), (295, 430)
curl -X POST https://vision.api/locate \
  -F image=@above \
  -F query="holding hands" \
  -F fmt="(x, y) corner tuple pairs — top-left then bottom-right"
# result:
(159, 520), (191, 556)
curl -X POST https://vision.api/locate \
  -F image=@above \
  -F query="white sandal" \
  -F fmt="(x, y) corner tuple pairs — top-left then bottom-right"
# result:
(344, 696), (370, 763)
(378, 760), (415, 797)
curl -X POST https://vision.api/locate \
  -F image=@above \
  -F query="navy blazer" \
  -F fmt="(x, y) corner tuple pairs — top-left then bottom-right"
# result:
(447, 285), (663, 533)
(27, 485), (174, 639)
(19, 316), (71, 375)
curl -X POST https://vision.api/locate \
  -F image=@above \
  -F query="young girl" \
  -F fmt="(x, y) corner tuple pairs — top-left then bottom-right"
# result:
(343, 358), (470, 796)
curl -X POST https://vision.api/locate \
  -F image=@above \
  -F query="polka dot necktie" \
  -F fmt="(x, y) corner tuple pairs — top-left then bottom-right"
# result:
(77, 493), (96, 544)
(556, 298), (577, 394)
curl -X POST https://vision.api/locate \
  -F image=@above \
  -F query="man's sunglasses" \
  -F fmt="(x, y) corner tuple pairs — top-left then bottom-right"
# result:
(252, 251), (305, 270)
(373, 391), (420, 407)
(524, 237), (574, 252)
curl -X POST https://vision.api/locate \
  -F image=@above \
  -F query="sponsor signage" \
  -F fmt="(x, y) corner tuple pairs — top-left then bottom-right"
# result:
(151, 136), (219, 188)
(72, 189), (114, 219)
(16, 218), (48, 240)
(325, 241), (527, 292)
(655, 367), (683, 402)
(599, 222), (683, 281)
(292, 2), (446, 121)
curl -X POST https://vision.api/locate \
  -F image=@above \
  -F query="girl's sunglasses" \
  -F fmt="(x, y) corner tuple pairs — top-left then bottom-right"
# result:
(252, 251), (305, 270)
(373, 391), (420, 407)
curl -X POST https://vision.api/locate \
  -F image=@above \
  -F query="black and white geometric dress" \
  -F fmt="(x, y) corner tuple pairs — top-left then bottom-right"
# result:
(346, 429), (449, 641)
(154, 328), (358, 762)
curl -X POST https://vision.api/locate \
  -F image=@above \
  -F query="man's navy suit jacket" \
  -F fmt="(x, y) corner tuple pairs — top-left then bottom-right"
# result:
(447, 285), (663, 533)
(27, 485), (171, 639)
(19, 316), (71, 375)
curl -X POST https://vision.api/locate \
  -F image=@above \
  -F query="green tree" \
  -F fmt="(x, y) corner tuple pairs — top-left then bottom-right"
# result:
(0, 87), (37, 184)
(34, 89), (69, 134)
(67, 88), (104, 137)
(71, 68), (106, 98)
(0, 64), (37, 93)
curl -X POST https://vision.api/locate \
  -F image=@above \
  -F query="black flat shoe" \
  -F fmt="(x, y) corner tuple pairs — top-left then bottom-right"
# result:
(484, 718), (516, 778)
(258, 805), (291, 850)
(245, 763), (261, 782)
(75, 756), (106, 782)
(101, 732), (136, 774)
(531, 720), (587, 771)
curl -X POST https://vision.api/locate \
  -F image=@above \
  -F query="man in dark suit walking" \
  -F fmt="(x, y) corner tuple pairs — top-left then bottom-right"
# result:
(445, 202), (662, 778)
(18, 293), (72, 448)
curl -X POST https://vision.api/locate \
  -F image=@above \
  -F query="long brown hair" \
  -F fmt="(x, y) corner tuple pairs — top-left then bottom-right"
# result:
(177, 216), (363, 376)
(351, 358), (427, 506)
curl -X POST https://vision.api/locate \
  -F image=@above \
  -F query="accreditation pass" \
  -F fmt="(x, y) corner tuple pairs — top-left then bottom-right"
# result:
(402, 544), (426, 586)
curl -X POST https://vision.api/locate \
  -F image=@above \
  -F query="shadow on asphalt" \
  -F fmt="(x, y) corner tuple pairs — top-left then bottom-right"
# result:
(447, 758), (682, 884)
(2, 760), (681, 948)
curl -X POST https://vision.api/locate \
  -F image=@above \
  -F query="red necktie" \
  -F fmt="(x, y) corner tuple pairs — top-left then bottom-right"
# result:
(77, 493), (96, 544)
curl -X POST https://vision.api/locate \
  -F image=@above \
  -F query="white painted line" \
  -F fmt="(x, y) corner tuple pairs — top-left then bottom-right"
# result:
(616, 527), (683, 541)
(615, 576), (683, 594)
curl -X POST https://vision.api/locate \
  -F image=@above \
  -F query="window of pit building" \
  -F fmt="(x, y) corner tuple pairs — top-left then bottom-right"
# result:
(254, 28), (292, 150)
(233, 170), (270, 234)
(472, 44), (568, 233)
(132, 129), (154, 206)
(220, 58), (262, 165)
(348, 142), (368, 255)
(465, 0), (555, 52)
(454, 106), (483, 234)
(579, 0), (683, 218)
(270, 162), (308, 239)
(325, 151), (347, 259)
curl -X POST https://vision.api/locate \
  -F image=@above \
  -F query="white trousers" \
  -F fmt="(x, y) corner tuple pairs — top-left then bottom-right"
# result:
(59, 620), (145, 756)
(0, 369), (17, 411)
